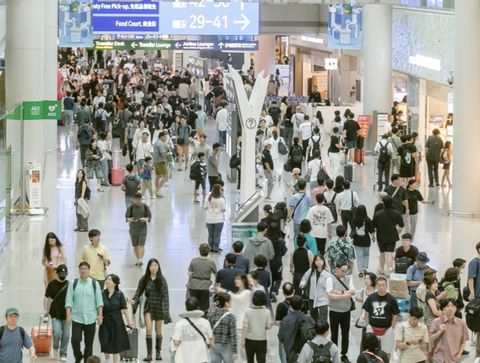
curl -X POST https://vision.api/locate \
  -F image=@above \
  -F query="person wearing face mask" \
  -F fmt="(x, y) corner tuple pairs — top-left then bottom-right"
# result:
(44, 264), (70, 361)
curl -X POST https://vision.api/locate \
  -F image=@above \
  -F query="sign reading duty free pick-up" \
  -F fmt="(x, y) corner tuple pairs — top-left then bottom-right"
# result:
(23, 101), (62, 121)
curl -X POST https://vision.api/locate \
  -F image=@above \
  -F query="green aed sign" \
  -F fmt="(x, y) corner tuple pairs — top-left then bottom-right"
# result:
(23, 101), (61, 120)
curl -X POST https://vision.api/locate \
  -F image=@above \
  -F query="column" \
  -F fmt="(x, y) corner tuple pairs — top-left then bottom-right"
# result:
(255, 35), (276, 77)
(362, 4), (392, 151)
(452, 0), (480, 214)
(5, 0), (51, 165)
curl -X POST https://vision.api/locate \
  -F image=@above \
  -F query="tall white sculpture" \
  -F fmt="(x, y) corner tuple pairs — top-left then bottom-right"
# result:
(228, 66), (269, 205)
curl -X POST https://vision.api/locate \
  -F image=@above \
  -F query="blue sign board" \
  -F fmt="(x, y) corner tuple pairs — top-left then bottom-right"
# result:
(327, 4), (363, 49)
(92, 0), (160, 34)
(158, 0), (259, 36)
(59, 0), (94, 47)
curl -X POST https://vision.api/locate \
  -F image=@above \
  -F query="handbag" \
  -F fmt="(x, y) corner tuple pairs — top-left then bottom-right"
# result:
(355, 313), (367, 328)
(302, 269), (314, 301)
(334, 274), (356, 311)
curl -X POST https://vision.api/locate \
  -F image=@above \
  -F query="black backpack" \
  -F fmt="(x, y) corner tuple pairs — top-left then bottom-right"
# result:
(395, 256), (413, 274)
(274, 202), (288, 219)
(466, 298), (480, 332)
(324, 193), (338, 223)
(229, 153), (241, 169)
(378, 142), (391, 165)
(311, 136), (321, 154)
(189, 161), (203, 180)
(308, 340), (332, 363)
(291, 144), (303, 164)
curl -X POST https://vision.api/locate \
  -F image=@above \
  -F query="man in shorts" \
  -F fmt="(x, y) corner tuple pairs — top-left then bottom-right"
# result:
(126, 192), (152, 266)
(373, 196), (404, 277)
(153, 131), (169, 197)
(192, 152), (207, 203)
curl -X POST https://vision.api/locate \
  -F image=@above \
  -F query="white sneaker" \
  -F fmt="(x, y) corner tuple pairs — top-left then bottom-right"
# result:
(60, 356), (67, 362)
(52, 349), (59, 358)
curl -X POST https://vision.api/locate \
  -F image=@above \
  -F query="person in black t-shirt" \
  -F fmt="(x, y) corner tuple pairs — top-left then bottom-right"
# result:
(405, 180), (430, 238)
(397, 135), (418, 181)
(363, 277), (400, 356)
(394, 233), (419, 262)
(356, 333), (390, 363)
(216, 253), (243, 292)
(342, 113), (361, 164)
(328, 127), (344, 179)
(44, 264), (70, 361)
(383, 174), (408, 216)
(373, 196), (404, 277)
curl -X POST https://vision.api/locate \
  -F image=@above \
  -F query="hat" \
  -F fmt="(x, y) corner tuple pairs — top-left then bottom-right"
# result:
(56, 264), (68, 278)
(5, 307), (20, 316)
(417, 252), (430, 263)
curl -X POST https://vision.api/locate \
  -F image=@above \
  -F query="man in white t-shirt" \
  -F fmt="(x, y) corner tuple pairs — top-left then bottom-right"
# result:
(306, 193), (334, 256)
(299, 115), (313, 158)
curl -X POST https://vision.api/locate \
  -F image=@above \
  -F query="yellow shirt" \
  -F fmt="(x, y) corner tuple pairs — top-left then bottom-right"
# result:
(80, 243), (110, 280)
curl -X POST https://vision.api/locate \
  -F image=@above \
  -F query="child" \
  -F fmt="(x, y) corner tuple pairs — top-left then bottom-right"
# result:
(139, 156), (154, 198)
(190, 151), (207, 203)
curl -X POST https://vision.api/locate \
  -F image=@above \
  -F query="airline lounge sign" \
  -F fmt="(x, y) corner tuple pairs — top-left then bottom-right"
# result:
(94, 39), (258, 51)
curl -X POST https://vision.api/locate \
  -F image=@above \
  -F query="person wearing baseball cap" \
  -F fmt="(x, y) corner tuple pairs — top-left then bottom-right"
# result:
(406, 252), (431, 308)
(44, 264), (70, 361)
(0, 307), (37, 362)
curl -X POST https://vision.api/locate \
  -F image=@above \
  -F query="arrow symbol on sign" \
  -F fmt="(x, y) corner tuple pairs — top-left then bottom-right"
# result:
(234, 14), (250, 31)
(218, 42), (224, 49)
(175, 42), (182, 49)
(131, 42), (138, 48)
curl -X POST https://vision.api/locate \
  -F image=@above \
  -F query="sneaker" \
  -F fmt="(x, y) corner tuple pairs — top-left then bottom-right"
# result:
(359, 272), (364, 278)
(462, 350), (470, 355)
(341, 356), (351, 363)
(52, 349), (59, 358)
(60, 356), (67, 362)
(211, 250), (219, 254)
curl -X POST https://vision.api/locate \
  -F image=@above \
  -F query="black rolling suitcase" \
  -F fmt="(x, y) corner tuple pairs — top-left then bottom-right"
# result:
(343, 152), (353, 181)
(120, 307), (139, 361)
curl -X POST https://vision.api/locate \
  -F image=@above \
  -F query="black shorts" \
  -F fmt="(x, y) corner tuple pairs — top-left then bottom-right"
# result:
(379, 242), (396, 253)
(195, 179), (206, 191)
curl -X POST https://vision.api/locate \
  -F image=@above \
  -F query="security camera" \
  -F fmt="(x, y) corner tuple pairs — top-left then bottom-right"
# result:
(447, 71), (454, 86)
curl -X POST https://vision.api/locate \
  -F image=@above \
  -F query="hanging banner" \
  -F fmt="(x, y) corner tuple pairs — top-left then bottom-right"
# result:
(58, 0), (93, 47)
(357, 115), (371, 138)
(328, 3), (363, 49)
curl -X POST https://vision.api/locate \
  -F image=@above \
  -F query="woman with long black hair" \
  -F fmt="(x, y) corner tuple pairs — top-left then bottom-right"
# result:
(299, 254), (331, 323)
(132, 258), (171, 361)
(350, 205), (375, 277)
(265, 222), (287, 302)
(41, 232), (67, 286)
(74, 169), (89, 232)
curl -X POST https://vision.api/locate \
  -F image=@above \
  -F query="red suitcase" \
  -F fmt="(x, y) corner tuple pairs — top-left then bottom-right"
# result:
(111, 167), (125, 186)
(355, 148), (365, 165)
(31, 316), (52, 356)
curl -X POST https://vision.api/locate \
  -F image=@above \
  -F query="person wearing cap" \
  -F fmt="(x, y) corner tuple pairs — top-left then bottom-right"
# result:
(65, 261), (104, 363)
(0, 308), (36, 362)
(44, 264), (70, 361)
(261, 140), (275, 200)
(80, 229), (111, 288)
(126, 192), (152, 266)
(406, 252), (431, 308)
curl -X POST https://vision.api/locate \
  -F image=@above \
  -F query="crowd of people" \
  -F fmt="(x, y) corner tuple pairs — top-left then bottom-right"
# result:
(0, 47), (475, 363)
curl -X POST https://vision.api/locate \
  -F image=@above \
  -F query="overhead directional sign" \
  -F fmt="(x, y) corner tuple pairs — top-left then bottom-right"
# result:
(92, 0), (160, 34)
(158, 0), (259, 36)
(94, 39), (258, 51)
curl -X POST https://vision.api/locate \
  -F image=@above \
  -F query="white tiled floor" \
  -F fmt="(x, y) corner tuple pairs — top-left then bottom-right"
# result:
(0, 121), (478, 362)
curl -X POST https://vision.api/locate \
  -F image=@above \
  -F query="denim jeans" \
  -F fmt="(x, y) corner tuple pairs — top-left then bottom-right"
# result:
(219, 130), (227, 148)
(52, 318), (70, 358)
(377, 161), (390, 191)
(210, 342), (234, 363)
(206, 222), (224, 251)
(278, 341), (287, 363)
(354, 245), (370, 272)
(101, 158), (109, 183)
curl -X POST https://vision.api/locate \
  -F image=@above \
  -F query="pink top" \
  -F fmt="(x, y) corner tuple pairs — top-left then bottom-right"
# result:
(429, 316), (468, 363)
(43, 246), (67, 268)
(311, 185), (327, 204)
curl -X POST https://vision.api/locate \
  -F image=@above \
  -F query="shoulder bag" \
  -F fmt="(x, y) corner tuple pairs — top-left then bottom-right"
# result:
(333, 274), (356, 311)
(290, 193), (306, 220)
(185, 318), (210, 348)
